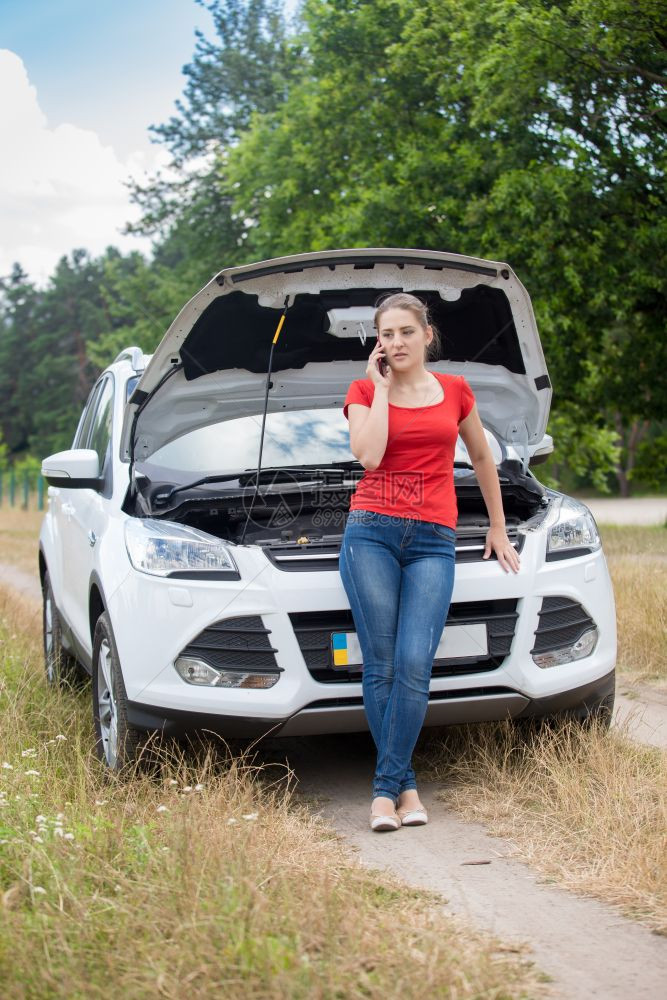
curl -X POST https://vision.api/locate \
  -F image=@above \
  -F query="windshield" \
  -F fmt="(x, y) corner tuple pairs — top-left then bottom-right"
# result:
(140, 408), (503, 477)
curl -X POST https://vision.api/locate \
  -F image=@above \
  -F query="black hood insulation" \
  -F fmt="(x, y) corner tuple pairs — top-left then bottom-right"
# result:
(179, 285), (525, 381)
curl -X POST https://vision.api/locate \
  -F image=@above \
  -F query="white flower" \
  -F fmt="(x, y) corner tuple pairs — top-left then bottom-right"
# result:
(33, 886), (46, 895)
(94, 800), (108, 807)
(55, 735), (67, 741)
(33, 836), (44, 844)
(21, 749), (37, 757)
(226, 818), (237, 825)
(63, 833), (74, 841)
(194, 784), (204, 792)
(168, 779), (178, 786)
(35, 815), (46, 824)
(24, 770), (40, 777)
(56, 813), (65, 821)
(2, 762), (13, 770)
(242, 812), (259, 821)
(182, 786), (193, 793)
(156, 805), (169, 813)
(53, 828), (63, 838)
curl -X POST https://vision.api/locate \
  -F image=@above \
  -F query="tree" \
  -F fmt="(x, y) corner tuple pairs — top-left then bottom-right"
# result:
(127, 0), (299, 271)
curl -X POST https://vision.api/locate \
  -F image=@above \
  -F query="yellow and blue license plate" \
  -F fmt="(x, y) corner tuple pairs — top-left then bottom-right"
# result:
(330, 632), (363, 671)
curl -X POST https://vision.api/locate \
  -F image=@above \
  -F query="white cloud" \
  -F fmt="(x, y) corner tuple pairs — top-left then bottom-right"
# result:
(0, 50), (168, 284)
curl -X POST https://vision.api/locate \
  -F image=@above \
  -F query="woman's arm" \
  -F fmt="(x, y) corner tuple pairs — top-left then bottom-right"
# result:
(347, 395), (389, 470)
(458, 404), (520, 574)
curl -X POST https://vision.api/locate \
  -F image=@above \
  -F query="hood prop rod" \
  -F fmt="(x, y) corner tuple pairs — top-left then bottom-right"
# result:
(239, 297), (290, 545)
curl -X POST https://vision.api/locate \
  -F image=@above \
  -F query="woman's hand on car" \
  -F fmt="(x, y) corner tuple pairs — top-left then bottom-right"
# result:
(366, 341), (392, 388)
(483, 525), (521, 574)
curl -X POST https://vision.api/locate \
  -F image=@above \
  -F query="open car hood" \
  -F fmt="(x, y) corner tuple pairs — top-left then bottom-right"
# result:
(120, 248), (552, 464)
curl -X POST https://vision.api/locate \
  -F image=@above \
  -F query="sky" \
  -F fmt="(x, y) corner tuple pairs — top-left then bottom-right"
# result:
(0, 0), (216, 284)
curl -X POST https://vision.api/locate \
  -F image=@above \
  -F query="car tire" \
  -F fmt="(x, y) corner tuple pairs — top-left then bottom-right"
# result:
(42, 571), (81, 688)
(574, 690), (615, 731)
(92, 611), (142, 772)
(513, 689), (616, 743)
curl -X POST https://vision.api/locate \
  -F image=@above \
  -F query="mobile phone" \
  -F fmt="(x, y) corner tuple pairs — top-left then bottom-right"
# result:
(377, 356), (388, 377)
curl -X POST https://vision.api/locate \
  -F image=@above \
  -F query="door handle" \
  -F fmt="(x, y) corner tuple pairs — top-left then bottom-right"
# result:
(88, 530), (97, 547)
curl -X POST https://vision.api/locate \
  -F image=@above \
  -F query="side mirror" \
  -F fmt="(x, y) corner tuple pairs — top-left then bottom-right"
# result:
(528, 434), (554, 467)
(41, 449), (102, 489)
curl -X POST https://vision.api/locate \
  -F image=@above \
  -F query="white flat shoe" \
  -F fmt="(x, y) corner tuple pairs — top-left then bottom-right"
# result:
(397, 805), (428, 826)
(369, 808), (401, 832)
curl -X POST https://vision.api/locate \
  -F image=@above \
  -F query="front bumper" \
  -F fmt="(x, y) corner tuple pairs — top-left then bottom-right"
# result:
(109, 529), (616, 735)
(127, 669), (615, 737)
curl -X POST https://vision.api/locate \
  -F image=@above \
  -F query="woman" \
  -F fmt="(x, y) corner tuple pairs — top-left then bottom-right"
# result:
(339, 292), (520, 832)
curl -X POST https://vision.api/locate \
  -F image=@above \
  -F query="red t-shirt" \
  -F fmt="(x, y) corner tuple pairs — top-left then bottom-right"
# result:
(343, 372), (475, 529)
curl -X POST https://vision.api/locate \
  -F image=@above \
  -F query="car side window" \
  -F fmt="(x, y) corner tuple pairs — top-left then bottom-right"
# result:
(72, 382), (103, 450)
(87, 377), (114, 472)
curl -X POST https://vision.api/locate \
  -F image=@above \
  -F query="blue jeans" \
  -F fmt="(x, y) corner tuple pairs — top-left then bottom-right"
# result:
(339, 510), (456, 801)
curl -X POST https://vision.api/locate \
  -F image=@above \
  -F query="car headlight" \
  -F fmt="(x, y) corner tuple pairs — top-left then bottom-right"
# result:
(124, 518), (239, 578)
(546, 498), (601, 561)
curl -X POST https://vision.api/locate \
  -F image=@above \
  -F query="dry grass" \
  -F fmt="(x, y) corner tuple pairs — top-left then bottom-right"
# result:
(0, 585), (547, 999)
(416, 719), (667, 935)
(598, 525), (667, 687)
(0, 507), (44, 575)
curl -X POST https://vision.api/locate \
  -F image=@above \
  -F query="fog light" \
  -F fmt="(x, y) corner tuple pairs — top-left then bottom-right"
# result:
(174, 657), (221, 685)
(174, 657), (279, 689)
(532, 628), (599, 669)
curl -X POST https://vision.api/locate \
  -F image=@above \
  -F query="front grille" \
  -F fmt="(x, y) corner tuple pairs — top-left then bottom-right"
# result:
(289, 599), (518, 683)
(264, 528), (524, 571)
(178, 615), (281, 673)
(263, 541), (341, 572)
(531, 597), (596, 655)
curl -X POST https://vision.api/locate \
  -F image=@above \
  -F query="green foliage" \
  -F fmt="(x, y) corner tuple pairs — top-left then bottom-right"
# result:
(87, 252), (198, 368)
(629, 431), (667, 492)
(541, 404), (621, 493)
(0, 0), (664, 490)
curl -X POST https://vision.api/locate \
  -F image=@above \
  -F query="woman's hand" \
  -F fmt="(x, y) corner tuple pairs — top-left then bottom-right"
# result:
(366, 340), (392, 389)
(483, 525), (521, 574)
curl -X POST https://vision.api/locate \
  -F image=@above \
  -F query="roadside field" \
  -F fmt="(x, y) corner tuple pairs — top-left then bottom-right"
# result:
(416, 717), (667, 934)
(601, 525), (666, 686)
(0, 585), (546, 999)
(0, 508), (43, 575)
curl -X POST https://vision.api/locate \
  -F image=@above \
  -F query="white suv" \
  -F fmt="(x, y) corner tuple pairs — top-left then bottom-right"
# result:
(39, 248), (616, 771)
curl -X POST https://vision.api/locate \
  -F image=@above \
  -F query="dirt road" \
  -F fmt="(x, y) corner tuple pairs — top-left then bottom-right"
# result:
(265, 731), (667, 1000)
(1, 562), (666, 998)
(580, 496), (667, 526)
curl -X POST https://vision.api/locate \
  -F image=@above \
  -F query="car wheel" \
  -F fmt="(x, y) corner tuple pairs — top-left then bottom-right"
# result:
(92, 612), (141, 772)
(42, 571), (80, 688)
(574, 690), (615, 731)
(514, 689), (616, 742)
